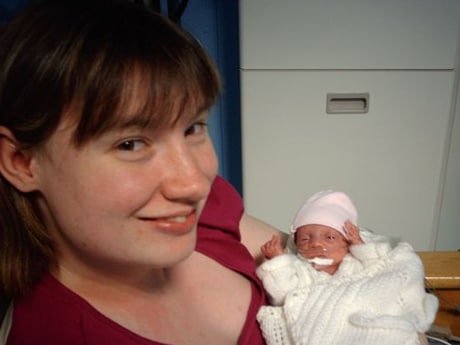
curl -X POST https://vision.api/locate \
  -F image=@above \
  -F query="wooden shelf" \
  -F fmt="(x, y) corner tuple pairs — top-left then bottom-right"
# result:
(418, 251), (460, 289)
(418, 251), (460, 338)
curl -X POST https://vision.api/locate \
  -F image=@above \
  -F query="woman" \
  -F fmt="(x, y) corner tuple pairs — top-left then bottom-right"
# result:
(0, 1), (281, 344)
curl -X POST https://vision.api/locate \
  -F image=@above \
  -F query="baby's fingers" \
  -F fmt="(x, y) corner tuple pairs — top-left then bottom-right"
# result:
(343, 220), (364, 244)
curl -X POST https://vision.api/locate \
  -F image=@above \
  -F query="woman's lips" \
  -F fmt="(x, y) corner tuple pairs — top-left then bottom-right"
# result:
(139, 211), (198, 235)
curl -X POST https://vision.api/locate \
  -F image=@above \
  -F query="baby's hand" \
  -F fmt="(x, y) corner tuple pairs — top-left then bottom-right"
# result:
(261, 235), (285, 259)
(343, 220), (364, 245)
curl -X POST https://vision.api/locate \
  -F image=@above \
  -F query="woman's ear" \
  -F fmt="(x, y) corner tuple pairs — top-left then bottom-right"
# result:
(0, 126), (40, 192)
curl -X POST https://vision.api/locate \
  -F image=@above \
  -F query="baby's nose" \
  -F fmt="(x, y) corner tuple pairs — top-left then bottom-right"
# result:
(308, 238), (325, 248)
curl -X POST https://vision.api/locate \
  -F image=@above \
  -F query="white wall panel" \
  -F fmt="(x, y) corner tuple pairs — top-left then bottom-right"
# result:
(241, 70), (454, 250)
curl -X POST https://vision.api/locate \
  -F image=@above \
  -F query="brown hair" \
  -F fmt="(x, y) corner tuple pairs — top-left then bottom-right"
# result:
(0, 0), (220, 298)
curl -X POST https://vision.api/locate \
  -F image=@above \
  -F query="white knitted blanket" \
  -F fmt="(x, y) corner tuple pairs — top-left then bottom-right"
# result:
(257, 242), (438, 345)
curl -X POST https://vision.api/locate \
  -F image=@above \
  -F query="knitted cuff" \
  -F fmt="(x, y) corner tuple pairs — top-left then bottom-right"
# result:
(350, 241), (392, 261)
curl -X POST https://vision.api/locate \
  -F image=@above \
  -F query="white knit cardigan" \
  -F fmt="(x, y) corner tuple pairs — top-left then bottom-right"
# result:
(256, 238), (438, 345)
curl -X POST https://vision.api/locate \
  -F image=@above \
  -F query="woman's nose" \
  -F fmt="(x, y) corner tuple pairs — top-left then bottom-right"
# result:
(160, 145), (215, 203)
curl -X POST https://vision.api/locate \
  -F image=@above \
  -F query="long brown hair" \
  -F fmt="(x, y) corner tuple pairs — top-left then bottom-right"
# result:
(0, 0), (220, 298)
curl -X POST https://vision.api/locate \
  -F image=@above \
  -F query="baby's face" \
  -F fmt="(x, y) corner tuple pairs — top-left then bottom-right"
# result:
(295, 224), (349, 274)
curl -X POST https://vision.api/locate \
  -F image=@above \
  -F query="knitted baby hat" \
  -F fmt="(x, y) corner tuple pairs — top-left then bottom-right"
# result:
(290, 190), (358, 237)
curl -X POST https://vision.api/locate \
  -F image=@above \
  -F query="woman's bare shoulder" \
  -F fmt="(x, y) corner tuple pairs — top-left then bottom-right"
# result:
(239, 214), (288, 265)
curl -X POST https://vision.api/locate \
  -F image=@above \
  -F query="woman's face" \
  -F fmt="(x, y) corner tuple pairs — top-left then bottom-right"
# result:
(295, 224), (349, 275)
(31, 103), (218, 280)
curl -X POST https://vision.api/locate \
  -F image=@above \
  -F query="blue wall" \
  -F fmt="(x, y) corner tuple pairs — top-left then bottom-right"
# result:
(180, 1), (243, 193)
(0, 0), (29, 24)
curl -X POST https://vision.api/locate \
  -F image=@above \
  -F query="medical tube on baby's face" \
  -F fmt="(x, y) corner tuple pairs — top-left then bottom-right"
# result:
(295, 224), (349, 258)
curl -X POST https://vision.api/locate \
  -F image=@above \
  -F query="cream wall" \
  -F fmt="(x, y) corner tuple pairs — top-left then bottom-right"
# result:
(239, 0), (460, 250)
(436, 65), (460, 250)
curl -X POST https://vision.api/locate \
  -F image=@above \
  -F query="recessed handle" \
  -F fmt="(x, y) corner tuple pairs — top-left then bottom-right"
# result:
(326, 93), (369, 114)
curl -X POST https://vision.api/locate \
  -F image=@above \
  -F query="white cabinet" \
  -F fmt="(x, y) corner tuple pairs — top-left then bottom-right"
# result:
(239, 0), (460, 250)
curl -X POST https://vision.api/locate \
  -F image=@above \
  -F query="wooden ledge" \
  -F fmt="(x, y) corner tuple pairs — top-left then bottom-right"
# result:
(417, 251), (460, 289)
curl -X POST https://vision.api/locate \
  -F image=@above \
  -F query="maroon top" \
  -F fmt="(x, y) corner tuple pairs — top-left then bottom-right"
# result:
(7, 176), (266, 345)
(196, 176), (266, 345)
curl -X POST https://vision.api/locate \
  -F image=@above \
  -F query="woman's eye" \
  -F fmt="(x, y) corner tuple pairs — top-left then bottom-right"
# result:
(185, 121), (208, 136)
(117, 139), (145, 151)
